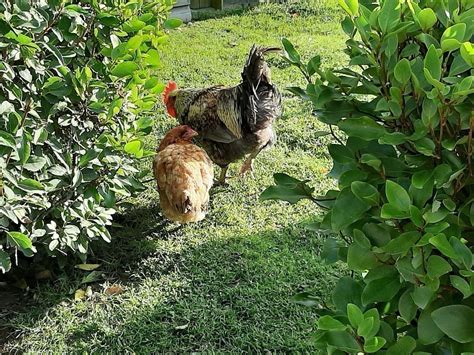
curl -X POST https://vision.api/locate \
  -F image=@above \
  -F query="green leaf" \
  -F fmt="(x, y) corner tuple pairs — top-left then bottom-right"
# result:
(18, 178), (45, 192)
(328, 144), (354, 164)
(414, 137), (436, 156)
(357, 316), (374, 338)
(333, 277), (363, 312)
(418, 308), (444, 345)
(282, 37), (301, 64)
(81, 270), (103, 285)
(460, 42), (474, 67)
(423, 208), (449, 224)
(412, 286), (434, 309)
(347, 303), (364, 328)
(427, 255), (452, 278)
(111, 61), (139, 77)
(412, 170), (433, 189)
(385, 180), (410, 212)
(338, 117), (386, 141)
(424, 45), (442, 81)
(318, 330), (361, 352)
(7, 231), (34, 257)
(348, 244), (379, 271)
(364, 337), (386, 353)
(144, 49), (161, 67)
(332, 188), (371, 231)
(362, 276), (401, 305)
(429, 234), (458, 259)
(394, 59), (412, 85)
(291, 292), (319, 307)
(386, 336), (416, 355)
(382, 231), (420, 255)
(123, 19), (146, 32)
(363, 308), (381, 338)
(321, 237), (341, 264)
(23, 156), (46, 172)
(0, 251), (12, 273)
(450, 237), (473, 270)
(338, 0), (359, 16)
(163, 18), (183, 30)
(18, 134), (30, 165)
(126, 35), (143, 51)
(417, 8), (437, 31)
(378, 0), (400, 33)
(260, 173), (314, 204)
(124, 140), (143, 157)
(317, 315), (347, 331)
(0, 130), (16, 148)
(381, 203), (410, 219)
(307, 55), (321, 76)
(351, 181), (379, 206)
(441, 23), (466, 52)
(410, 205), (424, 228)
(431, 305), (474, 343)
(399, 289), (417, 322)
(450, 275), (472, 299)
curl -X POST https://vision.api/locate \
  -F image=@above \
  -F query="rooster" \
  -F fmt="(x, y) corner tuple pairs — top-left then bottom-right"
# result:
(153, 125), (214, 223)
(162, 45), (282, 184)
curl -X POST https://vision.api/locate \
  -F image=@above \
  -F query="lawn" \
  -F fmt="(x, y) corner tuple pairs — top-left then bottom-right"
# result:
(1, 1), (348, 352)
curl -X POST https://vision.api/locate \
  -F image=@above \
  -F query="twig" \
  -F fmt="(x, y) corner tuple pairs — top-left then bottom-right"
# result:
(37, 4), (64, 39)
(329, 125), (344, 145)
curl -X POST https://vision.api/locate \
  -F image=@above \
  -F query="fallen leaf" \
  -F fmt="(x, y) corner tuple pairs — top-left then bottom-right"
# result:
(75, 263), (101, 271)
(105, 285), (124, 296)
(85, 286), (93, 297)
(175, 323), (189, 330)
(75, 289), (86, 301)
(35, 270), (52, 280)
(13, 279), (28, 290)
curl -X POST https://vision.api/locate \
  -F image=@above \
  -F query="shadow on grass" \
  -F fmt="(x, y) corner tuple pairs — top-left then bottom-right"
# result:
(3, 200), (343, 352)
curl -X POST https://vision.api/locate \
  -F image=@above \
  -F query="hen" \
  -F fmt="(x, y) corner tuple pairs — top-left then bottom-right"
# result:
(153, 125), (214, 223)
(162, 45), (282, 184)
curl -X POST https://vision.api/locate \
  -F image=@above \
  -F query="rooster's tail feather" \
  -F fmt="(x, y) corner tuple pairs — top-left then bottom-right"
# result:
(241, 45), (281, 90)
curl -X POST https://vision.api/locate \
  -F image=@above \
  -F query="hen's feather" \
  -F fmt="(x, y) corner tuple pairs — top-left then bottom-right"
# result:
(153, 143), (214, 223)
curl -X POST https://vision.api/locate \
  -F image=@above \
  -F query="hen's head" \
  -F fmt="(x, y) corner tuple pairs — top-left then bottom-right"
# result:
(158, 125), (198, 151)
(162, 81), (178, 118)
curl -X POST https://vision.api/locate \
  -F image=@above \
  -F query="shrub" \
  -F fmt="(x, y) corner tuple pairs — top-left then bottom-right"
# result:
(262, 0), (474, 352)
(0, 0), (180, 273)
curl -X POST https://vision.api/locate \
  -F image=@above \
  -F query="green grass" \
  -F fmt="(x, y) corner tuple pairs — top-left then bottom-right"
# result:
(2, 2), (348, 352)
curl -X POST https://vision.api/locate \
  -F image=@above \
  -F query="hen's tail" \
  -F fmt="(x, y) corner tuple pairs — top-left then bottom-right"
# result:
(241, 45), (281, 91)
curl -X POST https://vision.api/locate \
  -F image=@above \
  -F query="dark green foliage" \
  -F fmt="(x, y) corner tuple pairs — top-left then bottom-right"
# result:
(0, 0), (178, 273)
(263, 0), (474, 352)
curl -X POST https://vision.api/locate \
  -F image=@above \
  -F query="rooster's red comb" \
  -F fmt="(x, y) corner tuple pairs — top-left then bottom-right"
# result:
(162, 80), (178, 103)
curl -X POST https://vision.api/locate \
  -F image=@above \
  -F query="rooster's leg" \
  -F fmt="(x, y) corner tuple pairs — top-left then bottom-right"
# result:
(215, 166), (229, 186)
(240, 155), (256, 177)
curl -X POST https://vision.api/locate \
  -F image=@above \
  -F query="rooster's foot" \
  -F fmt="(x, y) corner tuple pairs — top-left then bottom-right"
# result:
(240, 159), (254, 178)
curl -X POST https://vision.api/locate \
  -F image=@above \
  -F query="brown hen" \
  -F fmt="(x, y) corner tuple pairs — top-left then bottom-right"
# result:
(153, 125), (214, 223)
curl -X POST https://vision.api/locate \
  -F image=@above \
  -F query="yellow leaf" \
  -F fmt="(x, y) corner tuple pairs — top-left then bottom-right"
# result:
(74, 289), (86, 301)
(75, 264), (101, 271)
